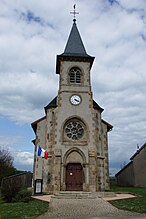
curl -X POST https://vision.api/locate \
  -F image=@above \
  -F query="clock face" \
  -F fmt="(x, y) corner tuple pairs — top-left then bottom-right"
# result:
(70, 95), (81, 105)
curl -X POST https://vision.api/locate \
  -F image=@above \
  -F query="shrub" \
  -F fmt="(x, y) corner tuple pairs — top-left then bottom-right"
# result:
(1, 178), (21, 202)
(13, 187), (32, 203)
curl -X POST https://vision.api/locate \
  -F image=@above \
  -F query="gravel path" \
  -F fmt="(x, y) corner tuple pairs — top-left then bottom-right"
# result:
(36, 198), (146, 219)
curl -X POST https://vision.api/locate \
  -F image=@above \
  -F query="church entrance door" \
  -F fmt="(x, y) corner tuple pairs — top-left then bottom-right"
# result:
(66, 163), (83, 191)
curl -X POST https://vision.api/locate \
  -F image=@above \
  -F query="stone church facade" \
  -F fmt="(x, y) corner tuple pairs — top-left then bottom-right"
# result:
(32, 19), (113, 194)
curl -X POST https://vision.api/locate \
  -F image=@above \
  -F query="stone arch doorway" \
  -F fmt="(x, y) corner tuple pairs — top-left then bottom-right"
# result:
(63, 148), (86, 191)
(66, 163), (83, 191)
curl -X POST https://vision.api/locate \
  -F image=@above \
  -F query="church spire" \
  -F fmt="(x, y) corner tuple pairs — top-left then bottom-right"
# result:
(56, 8), (95, 74)
(62, 4), (89, 57)
(63, 21), (88, 57)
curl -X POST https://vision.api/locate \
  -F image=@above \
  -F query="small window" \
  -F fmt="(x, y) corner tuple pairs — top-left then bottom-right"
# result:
(69, 67), (81, 83)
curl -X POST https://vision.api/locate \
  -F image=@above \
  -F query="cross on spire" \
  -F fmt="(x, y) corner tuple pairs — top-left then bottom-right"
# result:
(70, 4), (79, 23)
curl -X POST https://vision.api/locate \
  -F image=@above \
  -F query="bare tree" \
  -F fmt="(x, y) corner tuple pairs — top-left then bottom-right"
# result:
(0, 147), (16, 184)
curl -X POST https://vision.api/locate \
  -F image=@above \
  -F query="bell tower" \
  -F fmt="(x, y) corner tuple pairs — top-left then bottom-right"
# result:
(56, 18), (94, 92)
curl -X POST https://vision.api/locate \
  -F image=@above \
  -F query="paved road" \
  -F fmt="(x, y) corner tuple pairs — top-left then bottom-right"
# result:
(37, 198), (146, 219)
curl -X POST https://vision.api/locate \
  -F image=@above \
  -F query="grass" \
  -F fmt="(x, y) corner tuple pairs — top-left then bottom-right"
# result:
(110, 186), (146, 213)
(0, 197), (49, 219)
(1, 186), (146, 218)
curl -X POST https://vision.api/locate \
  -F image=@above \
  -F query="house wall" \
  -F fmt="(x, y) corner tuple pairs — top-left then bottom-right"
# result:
(133, 147), (146, 187)
(116, 145), (146, 187)
(116, 162), (135, 186)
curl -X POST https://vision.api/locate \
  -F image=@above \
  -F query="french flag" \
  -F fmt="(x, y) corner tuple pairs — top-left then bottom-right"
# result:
(37, 146), (48, 159)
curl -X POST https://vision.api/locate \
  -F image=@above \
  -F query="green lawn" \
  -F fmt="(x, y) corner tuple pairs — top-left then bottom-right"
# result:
(0, 198), (49, 219)
(110, 186), (146, 213)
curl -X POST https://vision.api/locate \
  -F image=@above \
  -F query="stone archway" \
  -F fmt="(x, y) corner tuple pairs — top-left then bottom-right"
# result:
(62, 148), (86, 191)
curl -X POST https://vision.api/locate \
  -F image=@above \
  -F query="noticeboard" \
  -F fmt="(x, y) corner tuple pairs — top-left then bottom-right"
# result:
(34, 179), (43, 194)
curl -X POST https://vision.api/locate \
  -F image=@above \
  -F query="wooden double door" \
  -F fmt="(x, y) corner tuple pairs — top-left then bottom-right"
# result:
(66, 163), (83, 191)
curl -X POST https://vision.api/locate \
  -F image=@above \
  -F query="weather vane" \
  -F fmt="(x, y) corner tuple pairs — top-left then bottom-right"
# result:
(70, 4), (79, 22)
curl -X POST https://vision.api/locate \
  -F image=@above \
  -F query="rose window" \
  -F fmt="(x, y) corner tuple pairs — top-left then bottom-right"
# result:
(65, 121), (84, 140)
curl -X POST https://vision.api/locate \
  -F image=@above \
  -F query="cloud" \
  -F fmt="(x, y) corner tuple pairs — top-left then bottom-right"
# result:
(14, 152), (33, 172)
(15, 151), (33, 165)
(10, 147), (34, 171)
(0, 0), (146, 174)
(0, 135), (23, 147)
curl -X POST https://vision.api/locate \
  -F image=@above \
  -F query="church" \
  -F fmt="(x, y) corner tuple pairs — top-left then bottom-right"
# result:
(31, 15), (113, 194)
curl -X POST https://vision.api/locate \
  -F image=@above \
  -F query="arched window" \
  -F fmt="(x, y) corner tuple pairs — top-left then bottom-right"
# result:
(69, 67), (81, 83)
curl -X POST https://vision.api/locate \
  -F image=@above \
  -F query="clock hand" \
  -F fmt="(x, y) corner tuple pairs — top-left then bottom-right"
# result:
(75, 99), (79, 102)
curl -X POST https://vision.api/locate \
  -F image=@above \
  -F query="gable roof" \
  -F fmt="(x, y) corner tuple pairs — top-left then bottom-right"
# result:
(130, 142), (146, 160)
(115, 142), (146, 176)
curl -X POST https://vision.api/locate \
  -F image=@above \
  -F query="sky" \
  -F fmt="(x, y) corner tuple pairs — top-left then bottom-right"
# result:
(0, 0), (146, 175)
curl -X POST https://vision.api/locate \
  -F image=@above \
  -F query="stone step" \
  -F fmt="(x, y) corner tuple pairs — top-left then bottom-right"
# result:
(95, 192), (116, 198)
(52, 191), (96, 199)
(51, 191), (116, 199)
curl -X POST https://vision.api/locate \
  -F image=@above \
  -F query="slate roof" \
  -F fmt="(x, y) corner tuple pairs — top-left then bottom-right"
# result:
(56, 21), (94, 74)
(62, 21), (89, 57)
(44, 96), (57, 114)
(93, 100), (104, 112)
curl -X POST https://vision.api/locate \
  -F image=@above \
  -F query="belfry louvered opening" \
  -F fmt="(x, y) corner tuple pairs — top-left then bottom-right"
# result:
(69, 67), (81, 83)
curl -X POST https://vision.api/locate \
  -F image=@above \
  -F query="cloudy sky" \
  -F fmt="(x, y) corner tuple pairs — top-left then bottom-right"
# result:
(0, 0), (146, 175)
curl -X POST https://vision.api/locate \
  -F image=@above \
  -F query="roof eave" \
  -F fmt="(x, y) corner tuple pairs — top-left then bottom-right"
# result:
(31, 116), (46, 133)
(44, 96), (57, 114)
(56, 54), (95, 74)
(102, 119), (113, 132)
(130, 142), (146, 160)
(93, 100), (104, 113)
(115, 161), (133, 176)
